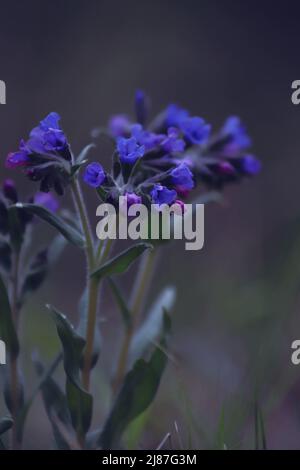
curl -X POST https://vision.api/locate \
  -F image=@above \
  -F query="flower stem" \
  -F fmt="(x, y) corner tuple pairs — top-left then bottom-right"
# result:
(10, 250), (20, 450)
(70, 179), (98, 392)
(112, 249), (158, 393)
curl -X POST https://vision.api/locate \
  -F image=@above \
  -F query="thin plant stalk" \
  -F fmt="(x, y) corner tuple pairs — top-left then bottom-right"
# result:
(112, 248), (158, 392)
(10, 250), (21, 449)
(70, 178), (98, 393)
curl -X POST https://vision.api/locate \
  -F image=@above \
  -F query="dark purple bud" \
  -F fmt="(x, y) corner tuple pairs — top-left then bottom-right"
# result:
(3, 179), (18, 203)
(109, 114), (131, 137)
(217, 161), (236, 175)
(239, 155), (261, 175)
(0, 199), (9, 235)
(34, 192), (59, 212)
(135, 89), (148, 125)
(5, 150), (29, 168)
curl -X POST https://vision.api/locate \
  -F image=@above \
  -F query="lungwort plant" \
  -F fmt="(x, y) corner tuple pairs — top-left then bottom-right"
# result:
(0, 91), (261, 449)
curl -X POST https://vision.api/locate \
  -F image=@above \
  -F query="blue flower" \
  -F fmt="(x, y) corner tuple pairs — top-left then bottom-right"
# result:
(161, 127), (185, 153)
(124, 192), (142, 206)
(6, 113), (71, 195)
(109, 114), (131, 137)
(117, 136), (145, 164)
(83, 162), (106, 188)
(27, 112), (70, 159)
(34, 192), (59, 212)
(166, 104), (189, 127)
(150, 184), (177, 205)
(239, 155), (261, 175)
(135, 90), (148, 125)
(180, 117), (211, 145)
(170, 163), (194, 190)
(221, 116), (251, 156)
(131, 124), (164, 151)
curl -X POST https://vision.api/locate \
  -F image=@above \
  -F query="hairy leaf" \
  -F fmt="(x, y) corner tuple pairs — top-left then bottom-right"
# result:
(48, 305), (93, 437)
(14, 203), (85, 248)
(99, 313), (171, 449)
(91, 243), (153, 280)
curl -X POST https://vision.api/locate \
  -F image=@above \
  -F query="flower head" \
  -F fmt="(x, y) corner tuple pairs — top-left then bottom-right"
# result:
(135, 90), (148, 125)
(170, 162), (194, 190)
(180, 117), (211, 145)
(161, 128), (185, 153)
(131, 124), (164, 151)
(150, 184), (177, 205)
(109, 115), (131, 137)
(117, 136), (145, 164)
(6, 112), (71, 195)
(166, 104), (189, 127)
(220, 116), (251, 156)
(238, 155), (261, 175)
(83, 162), (106, 188)
(124, 192), (142, 206)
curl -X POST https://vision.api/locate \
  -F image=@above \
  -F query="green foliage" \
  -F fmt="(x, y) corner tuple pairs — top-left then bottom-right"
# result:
(0, 273), (19, 359)
(14, 203), (85, 248)
(48, 306), (93, 439)
(91, 243), (153, 280)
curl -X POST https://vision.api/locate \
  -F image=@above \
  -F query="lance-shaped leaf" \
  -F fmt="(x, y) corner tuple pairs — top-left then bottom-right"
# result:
(0, 417), (13, 435)
(108, 278), (132, 329)
(91, 243), (153, 280)
(129, 286), (176, 366)
(0, 274), (19, 359)
(14, 203), (85, 248)
(77, 288), (101, 369)
(99, 312), (171, 449)
(33, 354), (72, 450)
(16, 353), (62, 444)
(76, 143), (96, 164)
(47, 305), (93, 437)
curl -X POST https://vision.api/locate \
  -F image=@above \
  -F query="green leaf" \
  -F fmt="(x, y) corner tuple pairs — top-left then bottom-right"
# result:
(77, 289), (101, 369)
(14, 203), (85, 248)
(0, 274), (19, 358)
(254, 402), (267, 450)
(91, 243), (153, 280)
(76, 143), (96, 164)
(0, 417), (13, 435)
(66, 379), (93, 440)
(108, 278), (132, 329)
(48, 305), (93, 437)
(33, 354), (72, 449)
(129, 286), (176, 366)
(99, 313), (171, 449)
(8, 206), (25, 251)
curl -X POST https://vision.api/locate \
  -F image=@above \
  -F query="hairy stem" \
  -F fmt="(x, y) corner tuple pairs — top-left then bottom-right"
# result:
(10, 250), (20, 449)
(113, 249), (158, 392)
(70, 178), (97, 393)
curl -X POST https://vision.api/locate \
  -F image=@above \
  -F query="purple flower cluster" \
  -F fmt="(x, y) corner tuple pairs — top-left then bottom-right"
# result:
(6, 113), (72, 195)
(6, 92), (261, 211)
(83, 91), (260, 209)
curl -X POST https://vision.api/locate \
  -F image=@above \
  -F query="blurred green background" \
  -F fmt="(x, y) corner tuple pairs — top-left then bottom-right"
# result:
(1, 0), (300, 449)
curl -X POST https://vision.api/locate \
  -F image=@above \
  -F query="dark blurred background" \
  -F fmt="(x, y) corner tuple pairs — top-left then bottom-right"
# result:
(1, 0), (300, 449)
